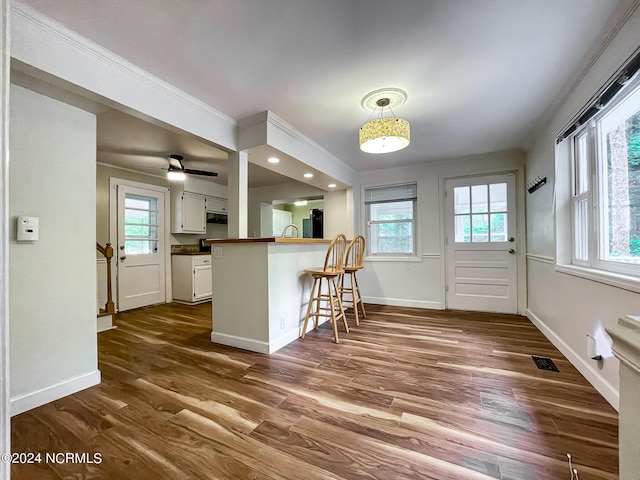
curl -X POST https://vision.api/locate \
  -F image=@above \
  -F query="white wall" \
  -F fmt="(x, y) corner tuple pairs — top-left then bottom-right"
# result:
(525, 5), (640, 410)
(9, 84), (99, 414)
(357, 150), (525, 310)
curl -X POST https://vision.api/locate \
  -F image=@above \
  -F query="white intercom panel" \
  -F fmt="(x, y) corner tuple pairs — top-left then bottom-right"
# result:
(17, 216), (39, 242)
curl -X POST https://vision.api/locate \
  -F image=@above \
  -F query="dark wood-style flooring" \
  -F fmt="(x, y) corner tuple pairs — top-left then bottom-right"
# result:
(12, 303), (618, 479)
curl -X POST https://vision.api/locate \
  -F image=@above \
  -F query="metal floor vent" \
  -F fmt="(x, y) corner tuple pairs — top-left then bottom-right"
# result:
(532, 356), (559, 372)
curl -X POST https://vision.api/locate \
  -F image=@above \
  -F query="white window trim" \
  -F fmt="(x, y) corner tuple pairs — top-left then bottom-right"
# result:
(557, 71), (640, 288)
(361, 181), (421, 261)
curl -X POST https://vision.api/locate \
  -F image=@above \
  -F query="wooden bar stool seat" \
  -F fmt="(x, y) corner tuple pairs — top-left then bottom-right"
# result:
(300, 234), (348, 343)
(339, 235), (366, 326)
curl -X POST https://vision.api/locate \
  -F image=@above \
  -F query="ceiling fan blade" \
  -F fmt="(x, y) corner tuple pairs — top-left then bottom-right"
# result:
(183, 168), (218, 177)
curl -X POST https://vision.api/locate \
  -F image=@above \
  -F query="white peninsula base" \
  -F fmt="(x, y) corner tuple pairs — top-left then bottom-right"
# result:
(208, 238), (331, 354)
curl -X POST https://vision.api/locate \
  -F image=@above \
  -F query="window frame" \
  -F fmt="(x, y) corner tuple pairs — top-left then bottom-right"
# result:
(566, 76), (640, 278)
(363, 182), (418, 258)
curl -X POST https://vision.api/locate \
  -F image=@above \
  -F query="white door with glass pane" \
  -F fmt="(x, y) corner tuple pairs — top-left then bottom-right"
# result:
(445, 174), (517, 313)
(117, 185), (165, 311)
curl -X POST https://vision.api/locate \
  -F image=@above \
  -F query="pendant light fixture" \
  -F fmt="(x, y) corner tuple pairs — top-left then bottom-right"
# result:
(359, 88), (410, 154)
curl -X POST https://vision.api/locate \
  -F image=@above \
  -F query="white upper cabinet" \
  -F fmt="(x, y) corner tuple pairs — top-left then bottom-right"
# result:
(205, 196), (228, 214)
(171, 191), (206, 234)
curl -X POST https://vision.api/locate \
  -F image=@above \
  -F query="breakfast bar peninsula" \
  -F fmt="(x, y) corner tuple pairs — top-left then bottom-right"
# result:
(206, 237), (331, 354)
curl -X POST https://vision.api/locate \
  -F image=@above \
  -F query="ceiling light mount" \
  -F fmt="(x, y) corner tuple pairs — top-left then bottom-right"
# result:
(359, 88), (410, 154)
(361, 88), (408, 112)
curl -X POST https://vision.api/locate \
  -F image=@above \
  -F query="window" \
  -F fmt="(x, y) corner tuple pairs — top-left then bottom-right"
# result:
(453, 183), (508, 243)
(124, 194), (159, 255)
(566, 78), (640, 276)
(365, 183), (417, 255)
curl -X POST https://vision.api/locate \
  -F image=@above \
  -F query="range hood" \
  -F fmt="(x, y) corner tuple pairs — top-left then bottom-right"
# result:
(206, 212), (228, 224)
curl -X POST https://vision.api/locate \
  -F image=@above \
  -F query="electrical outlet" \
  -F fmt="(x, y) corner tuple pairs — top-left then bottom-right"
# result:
(213, 247), (224, 258)
(280, 315), (286, 329)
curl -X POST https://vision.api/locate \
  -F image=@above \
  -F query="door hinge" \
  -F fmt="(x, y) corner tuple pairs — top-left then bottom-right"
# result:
(445, 284), (449, 292)
(444, 190), (448, 198)
(445, 237), (448, 246)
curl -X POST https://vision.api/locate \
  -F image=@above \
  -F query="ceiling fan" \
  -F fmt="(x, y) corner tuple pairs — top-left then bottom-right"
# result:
(165, 154), (218, 181)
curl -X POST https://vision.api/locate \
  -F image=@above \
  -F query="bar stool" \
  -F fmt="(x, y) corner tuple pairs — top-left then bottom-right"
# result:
(339, 235), (366, 326)
(300, 234), (348, 343)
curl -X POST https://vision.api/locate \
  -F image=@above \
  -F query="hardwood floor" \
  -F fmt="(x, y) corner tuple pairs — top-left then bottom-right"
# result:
(12, 303), (618, 479)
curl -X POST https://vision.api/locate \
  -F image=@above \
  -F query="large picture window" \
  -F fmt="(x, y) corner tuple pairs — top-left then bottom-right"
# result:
(566, 78), (640, 276)
(364, 183), (417, 256)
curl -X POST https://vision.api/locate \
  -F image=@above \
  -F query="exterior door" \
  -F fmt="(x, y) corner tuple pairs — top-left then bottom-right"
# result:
(445, 173), (517, 313)
(117, 185), (166, 311)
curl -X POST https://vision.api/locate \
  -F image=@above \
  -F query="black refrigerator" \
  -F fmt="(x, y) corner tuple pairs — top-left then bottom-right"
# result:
(311, 208), (324, 238)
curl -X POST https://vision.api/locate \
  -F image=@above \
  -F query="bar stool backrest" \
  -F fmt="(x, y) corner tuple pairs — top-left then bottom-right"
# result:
(323, 234), (347, 273)
(345, 235), (365, 270)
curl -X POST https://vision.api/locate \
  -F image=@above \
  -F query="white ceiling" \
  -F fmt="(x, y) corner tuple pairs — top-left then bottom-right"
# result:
(21, 0), (623, 175)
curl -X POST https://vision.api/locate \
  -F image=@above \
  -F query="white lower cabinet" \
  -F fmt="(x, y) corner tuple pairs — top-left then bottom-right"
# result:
(172, 254), (212, 303)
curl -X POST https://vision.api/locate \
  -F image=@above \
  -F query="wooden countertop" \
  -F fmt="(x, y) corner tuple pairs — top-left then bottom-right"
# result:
(171, 251), (212, 256)
(206, 237), (331, 244)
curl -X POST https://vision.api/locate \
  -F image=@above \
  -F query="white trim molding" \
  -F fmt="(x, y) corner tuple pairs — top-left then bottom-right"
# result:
(526, 253), (554, 265)
(211, 332), (270, 355)
(363, 296), (443, 310)
(606, 315), (640, 479)
(10, 370), (101, 417)
(555, 263), (640, 294)
(0, 0), (10, 475)
(527, 308), (619, 410)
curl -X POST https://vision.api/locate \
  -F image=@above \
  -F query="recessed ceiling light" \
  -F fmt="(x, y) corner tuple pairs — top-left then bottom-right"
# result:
(328, 183), (337, 188)
(304, 173), (314, 178)
(294, 200), (308, 206)
(267, 157), (280, 164)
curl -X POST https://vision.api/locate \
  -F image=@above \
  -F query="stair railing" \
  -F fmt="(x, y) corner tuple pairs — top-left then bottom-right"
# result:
(96, 242), (115, 314)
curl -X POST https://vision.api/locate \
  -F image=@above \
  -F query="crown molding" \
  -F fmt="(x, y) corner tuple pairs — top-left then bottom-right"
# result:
(12, 2), (236, 126)
(11, 1), (237, 150)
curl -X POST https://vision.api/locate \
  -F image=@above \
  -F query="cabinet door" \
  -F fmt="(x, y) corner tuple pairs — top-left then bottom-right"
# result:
(182, 193), (206, 233)
(193, 265), (212, 300)
(205, 196), (228, 214)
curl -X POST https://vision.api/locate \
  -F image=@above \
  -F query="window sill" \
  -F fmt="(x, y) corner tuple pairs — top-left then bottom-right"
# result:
(364, 255), (423, 263)
(555, 264), (640, 294)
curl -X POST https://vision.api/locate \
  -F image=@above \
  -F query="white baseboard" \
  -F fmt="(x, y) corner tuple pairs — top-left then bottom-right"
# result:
(97, 314), (116, 333)
(363, 296), (443, 310)
(269, 329), (302, 354)
(211, 332), (270, 354)
(526, 308), (619, 411)
(10, 370), (101, 416)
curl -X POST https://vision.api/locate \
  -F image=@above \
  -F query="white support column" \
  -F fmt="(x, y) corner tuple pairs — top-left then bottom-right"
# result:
(607, 315), (640, 480)
(0, 0), (10, 478)
(227, 151), (248, 238)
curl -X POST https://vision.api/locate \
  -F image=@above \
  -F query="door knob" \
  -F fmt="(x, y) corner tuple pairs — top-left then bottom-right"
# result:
(508, 249), (515, 254)
(120, 255), (126, 261)
(508, 237), (515, 242)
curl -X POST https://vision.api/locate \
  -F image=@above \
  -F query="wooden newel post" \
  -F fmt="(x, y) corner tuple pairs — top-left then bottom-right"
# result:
(104, 242), (115, 314)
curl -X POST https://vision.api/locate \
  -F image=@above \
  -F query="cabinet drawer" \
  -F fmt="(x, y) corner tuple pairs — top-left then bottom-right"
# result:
(193, 255), (212, 266)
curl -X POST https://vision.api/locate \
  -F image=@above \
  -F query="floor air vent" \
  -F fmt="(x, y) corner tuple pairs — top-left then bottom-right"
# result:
(532, 356), (559, 372)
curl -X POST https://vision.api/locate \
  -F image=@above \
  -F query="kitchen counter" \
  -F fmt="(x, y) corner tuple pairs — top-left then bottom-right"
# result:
(209, 239), (330, 354)
(206, 237), (330, 244)
(171, 251), (212, 255)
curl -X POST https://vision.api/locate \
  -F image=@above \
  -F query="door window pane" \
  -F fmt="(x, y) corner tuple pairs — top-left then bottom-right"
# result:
(124, 194), (159, 255)
(490, 213), (507, 242)
(471, 185), (488, 213)
(454, 186), (470, 214)
(489, 183), (507, 212)
(471, 214), (489, 242)
(454, 215), (471, 242)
